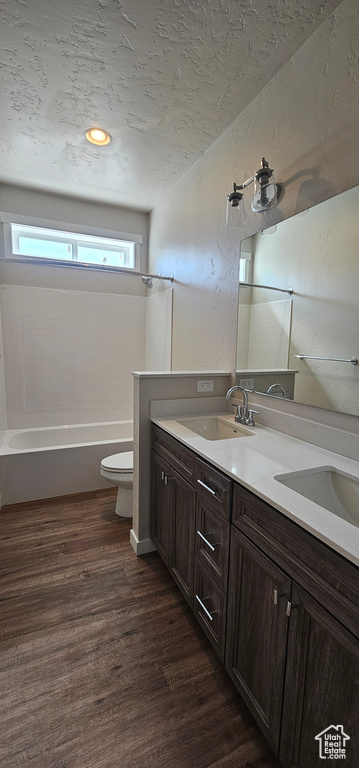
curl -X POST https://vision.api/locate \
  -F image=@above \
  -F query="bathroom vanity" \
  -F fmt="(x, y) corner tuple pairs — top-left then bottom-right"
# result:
(150, 417), (359, 768)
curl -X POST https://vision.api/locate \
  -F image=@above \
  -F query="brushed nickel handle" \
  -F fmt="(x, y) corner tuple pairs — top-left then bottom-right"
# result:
(286, 600), (298, 617)
(195, 594), (215, 622)
(246, 409), (259, 427)
(197, 530), (215, 552)
(197, 479), (217, 496)
(273, 589), (285, 605)
(161, 471), (165, 481)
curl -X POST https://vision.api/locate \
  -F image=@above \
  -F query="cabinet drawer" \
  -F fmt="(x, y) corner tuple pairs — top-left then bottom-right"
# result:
(151, 424), (196, 484)
(194, 557), (227, 662)
(232, 482), (359, 638)
(195, 498), (230, 591)
(195, 457), (232, 519)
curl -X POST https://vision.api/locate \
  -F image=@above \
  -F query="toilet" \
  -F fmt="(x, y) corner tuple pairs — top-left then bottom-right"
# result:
(100, 451), (133, 517)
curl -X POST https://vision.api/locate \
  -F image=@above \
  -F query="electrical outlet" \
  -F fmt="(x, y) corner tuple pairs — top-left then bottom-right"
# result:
(239, 377), (255, 390)
(197, 379), (214, 393)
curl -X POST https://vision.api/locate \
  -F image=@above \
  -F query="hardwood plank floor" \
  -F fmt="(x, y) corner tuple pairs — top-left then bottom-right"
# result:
(0, 489), (281, 768)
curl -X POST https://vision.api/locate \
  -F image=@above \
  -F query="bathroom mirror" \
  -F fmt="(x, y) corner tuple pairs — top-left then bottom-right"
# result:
(236, 183), (359, 417)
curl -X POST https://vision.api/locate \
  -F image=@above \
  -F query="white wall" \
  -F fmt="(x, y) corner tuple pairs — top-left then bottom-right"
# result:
(148, 0), (359, 396)
(1, 285), (147, 428)
(145, 288), (173, 371)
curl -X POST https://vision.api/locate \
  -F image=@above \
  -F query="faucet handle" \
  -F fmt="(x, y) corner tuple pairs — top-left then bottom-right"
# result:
(234, 404), (245, 423)
(246, 409), (259, 427)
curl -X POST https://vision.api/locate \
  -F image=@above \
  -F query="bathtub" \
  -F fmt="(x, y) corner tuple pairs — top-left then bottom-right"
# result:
(0, 421), (133, 506)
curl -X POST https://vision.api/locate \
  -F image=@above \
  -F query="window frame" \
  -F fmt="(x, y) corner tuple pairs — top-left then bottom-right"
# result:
(0, 213), (142, 273)
(239, 257), (252, 283)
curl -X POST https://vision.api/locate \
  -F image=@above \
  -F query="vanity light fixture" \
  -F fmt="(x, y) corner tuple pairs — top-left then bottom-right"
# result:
(85, 128), (111, 146)
(225, 157), (281, 228)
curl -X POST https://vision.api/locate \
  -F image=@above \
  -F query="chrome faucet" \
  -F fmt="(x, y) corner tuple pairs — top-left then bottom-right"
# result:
(266, 383), (287, 397)
(225, 385), (259, 426)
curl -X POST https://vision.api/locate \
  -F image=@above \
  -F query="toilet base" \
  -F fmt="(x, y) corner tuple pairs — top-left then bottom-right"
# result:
(115, 487), (133, 518)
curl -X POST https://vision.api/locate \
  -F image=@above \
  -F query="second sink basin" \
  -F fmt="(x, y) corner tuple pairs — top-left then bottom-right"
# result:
(274, 466), (359, 528)
(176, 415), (254, 441)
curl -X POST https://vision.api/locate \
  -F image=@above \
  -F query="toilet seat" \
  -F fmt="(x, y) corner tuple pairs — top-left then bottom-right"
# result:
(100, 451), (133, 474)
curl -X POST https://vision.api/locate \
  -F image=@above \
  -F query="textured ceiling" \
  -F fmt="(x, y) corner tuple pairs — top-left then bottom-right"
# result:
(0, 0), (342, 211)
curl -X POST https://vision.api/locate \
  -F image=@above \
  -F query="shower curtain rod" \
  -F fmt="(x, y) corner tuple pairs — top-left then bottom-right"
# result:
(239, 281), (293, 295)
(3, 257), (174, 282)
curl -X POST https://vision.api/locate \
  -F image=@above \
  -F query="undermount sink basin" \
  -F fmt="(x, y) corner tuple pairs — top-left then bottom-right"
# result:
(275, 466), (359, 528)
(176, 415), (254, 441)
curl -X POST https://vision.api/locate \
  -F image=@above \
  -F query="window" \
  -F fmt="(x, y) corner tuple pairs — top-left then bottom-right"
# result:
(239, 257), (252, 282)
(9, 224), (136, 270)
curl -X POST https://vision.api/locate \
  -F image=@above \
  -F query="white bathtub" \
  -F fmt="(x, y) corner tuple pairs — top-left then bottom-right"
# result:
(0, 421), (133, 506)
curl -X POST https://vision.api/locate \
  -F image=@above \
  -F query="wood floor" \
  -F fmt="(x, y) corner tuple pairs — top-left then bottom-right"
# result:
(0, 489), (281, 768)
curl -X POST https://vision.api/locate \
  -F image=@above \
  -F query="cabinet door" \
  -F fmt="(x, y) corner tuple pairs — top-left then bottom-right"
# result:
(280, 583), (359, 768)
(226, 527), (291, 754)
(169, 469), (196, 606)
(150, 452), (173, 565)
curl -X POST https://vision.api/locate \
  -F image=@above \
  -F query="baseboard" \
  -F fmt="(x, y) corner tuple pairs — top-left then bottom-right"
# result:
(130, 528), (157, 556)
(1, 486), (117, 511)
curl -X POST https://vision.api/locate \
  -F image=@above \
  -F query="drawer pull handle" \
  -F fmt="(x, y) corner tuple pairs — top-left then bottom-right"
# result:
(197, 479), (217, 497)
(197, 530), (215, 552)
(285, 600), (298, 617)
(273, 589), (285, 605)
(195, 594), (215, 622)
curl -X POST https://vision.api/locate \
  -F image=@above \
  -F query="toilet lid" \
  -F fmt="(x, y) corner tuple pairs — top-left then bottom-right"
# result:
(101, 451), (133, 473)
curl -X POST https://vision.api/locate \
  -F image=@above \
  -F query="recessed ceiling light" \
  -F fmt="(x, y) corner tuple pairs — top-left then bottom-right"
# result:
(86, 128), (111, 146)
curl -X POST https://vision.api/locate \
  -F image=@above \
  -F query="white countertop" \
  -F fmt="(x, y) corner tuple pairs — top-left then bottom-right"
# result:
(151, 412), (359, 567)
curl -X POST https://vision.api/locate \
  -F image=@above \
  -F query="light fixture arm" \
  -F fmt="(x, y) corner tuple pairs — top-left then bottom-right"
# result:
(232, 158), (273, 194)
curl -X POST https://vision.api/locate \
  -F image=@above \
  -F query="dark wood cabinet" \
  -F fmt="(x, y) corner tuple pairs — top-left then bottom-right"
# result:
(194, 557), (227, 661)
(151, 424), (232, 657)
(195, 495), (230, 590)
(151, 424), (359, 768)
(230, 483), (359, 768)
(192, 459), (231, 659)
(169, 466), (196, 605)
(150, 451), (172, 565)
(226, 528), (291, 754)
(280, 583), (359, 768)
(151, 442), (196, 604)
